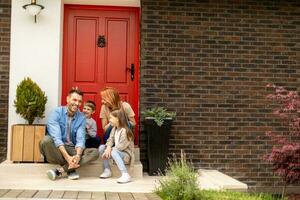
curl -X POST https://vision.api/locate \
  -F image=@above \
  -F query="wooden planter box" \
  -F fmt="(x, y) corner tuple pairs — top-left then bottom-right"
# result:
(11, 124), (46, 162)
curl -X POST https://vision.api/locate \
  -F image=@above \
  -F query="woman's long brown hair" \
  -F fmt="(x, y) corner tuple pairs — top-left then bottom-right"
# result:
(111, 109), (134, 141)
(100, 87), (122, 111)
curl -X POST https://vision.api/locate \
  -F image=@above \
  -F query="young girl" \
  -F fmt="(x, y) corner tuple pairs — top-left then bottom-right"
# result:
(98, 109), (134, 183)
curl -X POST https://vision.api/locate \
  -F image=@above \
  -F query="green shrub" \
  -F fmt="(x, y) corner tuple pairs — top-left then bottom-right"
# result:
(14, 77), (47, 125)
(155, 153), (200, 200)
(142, 107), (176, 126)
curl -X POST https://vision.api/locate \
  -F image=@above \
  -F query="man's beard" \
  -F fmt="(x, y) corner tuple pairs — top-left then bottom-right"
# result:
(67, 104), (77, 116)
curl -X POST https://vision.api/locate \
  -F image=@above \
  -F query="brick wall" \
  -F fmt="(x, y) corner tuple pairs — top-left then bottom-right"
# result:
(0, 0), (11, 162)
(140, 0), (300, 192)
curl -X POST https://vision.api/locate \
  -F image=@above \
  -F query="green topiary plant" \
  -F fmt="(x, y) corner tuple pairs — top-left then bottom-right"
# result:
(14, 77), (47, 125)
(142, 107), (176, 126)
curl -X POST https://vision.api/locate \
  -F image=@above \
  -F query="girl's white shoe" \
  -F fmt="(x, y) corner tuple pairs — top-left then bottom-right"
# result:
(99, 168), (112, 178)
(117, 172), (131, 183)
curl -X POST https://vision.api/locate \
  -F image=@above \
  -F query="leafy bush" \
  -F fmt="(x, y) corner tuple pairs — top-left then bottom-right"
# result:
(264, 84), (300, 198)
(142, 107), (176, 126)
(14, 77), (47, 125)
(155, 152), (200, 200)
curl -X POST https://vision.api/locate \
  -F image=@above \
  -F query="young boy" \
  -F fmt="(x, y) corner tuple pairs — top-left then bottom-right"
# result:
(82, 100), (101, 148)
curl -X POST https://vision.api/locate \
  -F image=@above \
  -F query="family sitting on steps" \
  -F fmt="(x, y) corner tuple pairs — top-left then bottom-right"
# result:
(39, 87), (136, 184)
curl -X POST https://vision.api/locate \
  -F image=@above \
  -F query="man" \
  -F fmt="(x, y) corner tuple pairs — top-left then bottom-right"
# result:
(39, 88), (99, 180)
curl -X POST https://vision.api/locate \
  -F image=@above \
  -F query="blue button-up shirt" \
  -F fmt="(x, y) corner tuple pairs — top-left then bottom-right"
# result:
(46, 106), (86, 149)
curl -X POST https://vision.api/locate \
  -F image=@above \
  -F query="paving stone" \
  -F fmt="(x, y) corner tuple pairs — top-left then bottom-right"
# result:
(48, 190), (65, 199)
(32, 190), (51, 198)
(18, 190), (38, 198)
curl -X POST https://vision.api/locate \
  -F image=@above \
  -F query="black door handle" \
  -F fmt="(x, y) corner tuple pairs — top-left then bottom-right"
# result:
(128, 64), (134, 81)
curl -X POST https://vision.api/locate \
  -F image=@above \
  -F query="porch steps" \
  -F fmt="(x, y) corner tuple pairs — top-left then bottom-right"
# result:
(0, 162), (249, 193)
(4, 147), (143, 179)
(0, 161), (143, 179)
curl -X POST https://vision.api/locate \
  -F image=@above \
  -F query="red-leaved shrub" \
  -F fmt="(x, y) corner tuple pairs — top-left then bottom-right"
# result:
(264, 84), (300, 197)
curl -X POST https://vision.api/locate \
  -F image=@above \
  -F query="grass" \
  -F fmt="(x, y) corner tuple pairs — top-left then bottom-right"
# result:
(197, 190), (285, 200)
(156, 188), (284, 200)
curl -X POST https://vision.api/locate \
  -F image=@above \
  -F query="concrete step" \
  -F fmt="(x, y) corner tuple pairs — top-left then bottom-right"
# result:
(133, 147), (140, 162)
(1, 160), (143, 179)
(79, 158), (143, 178)
(6, 147), (142, 179)
(0, 161), (248, 193)
(0, 161), (157, 192)
(198, 169), (248, 192)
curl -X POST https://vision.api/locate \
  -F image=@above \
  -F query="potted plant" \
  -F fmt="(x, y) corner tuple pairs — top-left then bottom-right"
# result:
(11, 77), (47, 162)
(142, 107), (176, 175)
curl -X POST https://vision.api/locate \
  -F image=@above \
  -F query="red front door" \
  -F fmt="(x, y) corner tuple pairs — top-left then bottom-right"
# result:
(62, 5), (140, 143)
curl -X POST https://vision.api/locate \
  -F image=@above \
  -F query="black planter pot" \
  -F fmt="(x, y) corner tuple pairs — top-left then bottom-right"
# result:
(144, 118), (172, 175)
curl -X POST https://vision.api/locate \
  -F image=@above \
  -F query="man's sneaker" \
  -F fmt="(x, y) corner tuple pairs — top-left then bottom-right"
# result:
(99, 168), (112, 178)
(117, 172), (131, 183)
(67, 170), (80, 180)
(46, 169), (61, 181)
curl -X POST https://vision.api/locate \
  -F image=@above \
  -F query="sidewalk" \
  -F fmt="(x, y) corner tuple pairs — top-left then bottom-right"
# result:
(0, 189), (162, 200)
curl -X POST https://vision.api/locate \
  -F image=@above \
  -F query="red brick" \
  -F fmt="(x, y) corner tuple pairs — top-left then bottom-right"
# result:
(0, 0), (10, 163)
(141, 0), (299, 192)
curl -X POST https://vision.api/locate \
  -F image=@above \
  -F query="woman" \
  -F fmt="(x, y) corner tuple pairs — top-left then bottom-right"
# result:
(100, 87), (136, 143)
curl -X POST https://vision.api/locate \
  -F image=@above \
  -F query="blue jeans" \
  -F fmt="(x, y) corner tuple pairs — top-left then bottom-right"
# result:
(98, 145), (127, 173)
